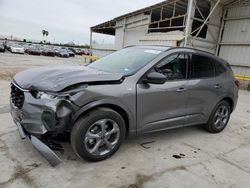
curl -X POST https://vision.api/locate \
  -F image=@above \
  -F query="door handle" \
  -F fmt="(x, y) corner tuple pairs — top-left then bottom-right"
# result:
(176, 87), (186, 93)
(214, 84), (221, 89)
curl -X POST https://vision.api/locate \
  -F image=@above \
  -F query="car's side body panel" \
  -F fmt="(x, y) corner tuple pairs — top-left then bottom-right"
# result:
(136, 80), (189, 134)
(69, 78), (137, 136)
(134, 47), (238, 134)
(184, 52), (238, 127)
(184, 75), (225, 126)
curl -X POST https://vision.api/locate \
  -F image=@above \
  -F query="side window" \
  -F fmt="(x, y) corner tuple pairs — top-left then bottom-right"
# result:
(190, 54), (215, 79)
(215, 61), (226, 76)
(155, 53), (188, 80)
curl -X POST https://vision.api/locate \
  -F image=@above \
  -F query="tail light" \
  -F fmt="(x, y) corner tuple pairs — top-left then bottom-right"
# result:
(235, 80), (240, 88)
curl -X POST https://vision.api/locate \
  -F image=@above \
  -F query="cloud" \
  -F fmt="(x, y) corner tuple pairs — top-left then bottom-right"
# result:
(0, 0), (162, 44)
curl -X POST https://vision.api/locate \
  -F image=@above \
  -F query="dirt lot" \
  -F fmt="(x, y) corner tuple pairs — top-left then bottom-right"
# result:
(0, 53), (250, 188)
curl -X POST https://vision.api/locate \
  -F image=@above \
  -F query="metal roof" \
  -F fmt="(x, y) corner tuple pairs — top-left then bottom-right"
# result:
(91, 0), (181, 35)
(91, 0), (238, 35)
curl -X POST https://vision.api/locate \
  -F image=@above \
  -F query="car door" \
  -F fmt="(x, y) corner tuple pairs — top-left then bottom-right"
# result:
(184, 53), (224, 126)
(136, 53), (190, 134)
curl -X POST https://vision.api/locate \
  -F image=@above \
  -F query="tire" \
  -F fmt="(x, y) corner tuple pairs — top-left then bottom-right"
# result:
(205, 100), (231, 133)
(71, 107), (126, 161)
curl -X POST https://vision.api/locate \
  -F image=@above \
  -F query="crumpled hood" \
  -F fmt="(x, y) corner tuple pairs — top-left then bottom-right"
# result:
(14, 66), (123, 92)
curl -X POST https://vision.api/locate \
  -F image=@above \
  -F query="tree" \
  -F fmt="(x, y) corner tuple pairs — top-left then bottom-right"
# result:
(42, 30), (46, 42)
(42, 30), (49, 43)
(45, 31), (49, 42)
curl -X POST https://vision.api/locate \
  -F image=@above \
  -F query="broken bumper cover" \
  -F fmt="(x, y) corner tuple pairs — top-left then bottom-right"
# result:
(15, 122), (62, 167)
(10, 87), (79, 166)
(10, 91), (77, 135)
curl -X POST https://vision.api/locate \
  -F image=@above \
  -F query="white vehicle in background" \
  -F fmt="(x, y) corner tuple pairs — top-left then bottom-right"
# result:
(9, 44), (25, 54)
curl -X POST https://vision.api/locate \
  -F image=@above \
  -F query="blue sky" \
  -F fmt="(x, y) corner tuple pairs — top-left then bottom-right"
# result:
(0, 0), (162, 45)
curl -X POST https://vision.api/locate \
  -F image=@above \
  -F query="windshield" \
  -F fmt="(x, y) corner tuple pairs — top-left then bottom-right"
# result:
(88, 47), (162, 76)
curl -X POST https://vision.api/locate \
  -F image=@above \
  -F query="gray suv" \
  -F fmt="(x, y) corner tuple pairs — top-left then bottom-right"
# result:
(10, 46), (238, 166)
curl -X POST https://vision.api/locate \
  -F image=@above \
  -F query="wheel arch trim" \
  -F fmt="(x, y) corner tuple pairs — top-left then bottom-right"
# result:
(221, 97), (234, 112)
(70, 99), (136, 136)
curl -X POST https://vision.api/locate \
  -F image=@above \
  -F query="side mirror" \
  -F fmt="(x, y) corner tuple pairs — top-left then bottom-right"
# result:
(145, 72), (166, 84)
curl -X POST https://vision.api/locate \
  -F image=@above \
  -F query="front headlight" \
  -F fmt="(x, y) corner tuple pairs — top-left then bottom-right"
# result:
(32, 85), (87, 100)
(35, 92), (58, 100)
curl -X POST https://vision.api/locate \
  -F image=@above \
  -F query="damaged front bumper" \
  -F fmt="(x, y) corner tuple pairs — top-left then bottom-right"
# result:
(15, 122), (62, 166)
(10, 82), (79, 166)
(10, 90), (78, 135)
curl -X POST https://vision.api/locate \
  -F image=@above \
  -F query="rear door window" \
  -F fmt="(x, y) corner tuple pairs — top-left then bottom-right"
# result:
(215, 61), (226, 76)
(190, 54), (215, 79)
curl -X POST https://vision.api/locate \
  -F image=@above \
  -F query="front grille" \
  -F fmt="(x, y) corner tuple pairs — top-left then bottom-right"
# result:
(11, 83), (25, 109)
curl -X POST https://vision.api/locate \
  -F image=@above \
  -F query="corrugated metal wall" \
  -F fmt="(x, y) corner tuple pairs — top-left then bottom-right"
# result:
(92, 49), (115, 58)
(218, 1), (250, 77)
(115, 14), (150, 49)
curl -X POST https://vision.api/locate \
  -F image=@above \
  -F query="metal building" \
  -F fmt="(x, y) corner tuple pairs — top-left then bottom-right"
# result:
(91, 0), (250, 82)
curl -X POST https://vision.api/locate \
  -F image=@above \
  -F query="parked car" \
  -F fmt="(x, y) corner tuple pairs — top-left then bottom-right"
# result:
(68, 48), (77, 54)
(41, 48), (56, 57)
(75, 48), (86, 55)
(55, 49), (69, 58)
(85, 49), (92, 56)
(9, 44), (25, 54)
(10, 46), (238, 166)
(22, 44), (30, 51)
(4, 42), (12, 51)
(0, 43), (5, 52)
(26, 46), (42, 55)
(65, 48), (75, 57)
(5, 42), (17, 51)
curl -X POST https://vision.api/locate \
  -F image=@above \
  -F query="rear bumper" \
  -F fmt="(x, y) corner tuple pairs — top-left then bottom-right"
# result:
(15, 122), (62, 166)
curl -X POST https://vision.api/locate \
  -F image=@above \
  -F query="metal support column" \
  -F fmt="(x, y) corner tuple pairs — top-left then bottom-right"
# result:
(89, 29), (93, 49)
(122, 17), (126, 48)
(216, 8), (227, 56)
(184, 0), (194, 47)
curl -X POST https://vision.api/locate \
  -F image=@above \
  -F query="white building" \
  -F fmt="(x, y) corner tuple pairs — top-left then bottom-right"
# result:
(91, 0), (250, 83)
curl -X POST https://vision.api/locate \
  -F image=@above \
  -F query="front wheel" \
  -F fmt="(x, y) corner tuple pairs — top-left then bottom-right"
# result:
(205, 100), (231, 133)
(71, 107), (126, 161)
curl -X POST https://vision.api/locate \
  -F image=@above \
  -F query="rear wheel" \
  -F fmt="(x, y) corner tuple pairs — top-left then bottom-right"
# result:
(205, 100), (231, 133)
(71, 107), (126, 161)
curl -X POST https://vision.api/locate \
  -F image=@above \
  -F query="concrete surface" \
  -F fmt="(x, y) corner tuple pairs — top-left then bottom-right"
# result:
(0, 53), (250, 188)
(0, 52), (88, 80)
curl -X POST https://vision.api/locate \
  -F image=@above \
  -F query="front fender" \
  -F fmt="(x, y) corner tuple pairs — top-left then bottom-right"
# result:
(69, 99), (136, 136)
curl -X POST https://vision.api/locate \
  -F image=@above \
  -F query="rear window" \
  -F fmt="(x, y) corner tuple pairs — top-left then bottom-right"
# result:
(190, 54), (215, 79)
